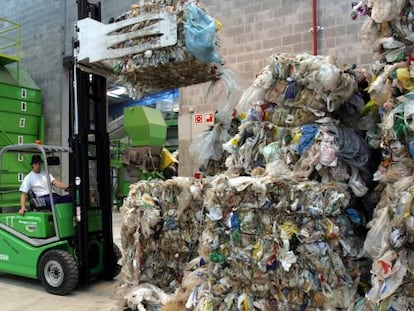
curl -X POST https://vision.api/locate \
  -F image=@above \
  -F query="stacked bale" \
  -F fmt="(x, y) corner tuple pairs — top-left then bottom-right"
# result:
(350, 1), (414, 309)
(192, 175), (364, 310)
(119, 177), (206, 292)
(81, 0), (222, 97)
(117, 173), (371, 310)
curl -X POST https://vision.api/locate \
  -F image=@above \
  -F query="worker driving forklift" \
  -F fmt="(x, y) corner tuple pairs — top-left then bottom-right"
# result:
(0, 144), (121, 295)
(19, 154), (71, 215)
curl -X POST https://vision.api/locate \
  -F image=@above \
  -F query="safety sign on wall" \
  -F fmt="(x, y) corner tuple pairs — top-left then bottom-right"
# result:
(194, 112), (214, 125)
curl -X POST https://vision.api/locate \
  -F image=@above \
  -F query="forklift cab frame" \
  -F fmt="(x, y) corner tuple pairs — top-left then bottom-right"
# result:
(0, 143), (120, 295)
(0, 143), (70, 245)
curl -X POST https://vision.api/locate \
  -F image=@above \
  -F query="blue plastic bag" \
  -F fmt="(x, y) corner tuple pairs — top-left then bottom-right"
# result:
(183, 3), (221, 63)
(298, 125), (318, 155)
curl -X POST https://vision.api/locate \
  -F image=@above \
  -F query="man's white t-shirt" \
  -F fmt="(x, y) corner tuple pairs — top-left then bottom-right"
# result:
(19, 171), (56, 197)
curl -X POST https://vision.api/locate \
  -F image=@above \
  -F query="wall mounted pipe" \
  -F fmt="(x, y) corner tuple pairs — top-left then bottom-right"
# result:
(312, 0), (318, 55)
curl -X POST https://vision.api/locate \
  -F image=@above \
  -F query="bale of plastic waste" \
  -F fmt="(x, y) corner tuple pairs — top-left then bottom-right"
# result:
(232, 53), (358, 128)
(188, 51), (373, 177)
(188, 174), (367, 310)
(117, 173), (370, 310)
(82, 0), (222, 97)
(116, 176), (207, 307)
(357, 175), (414, 310)
(348, 1), (414, 309)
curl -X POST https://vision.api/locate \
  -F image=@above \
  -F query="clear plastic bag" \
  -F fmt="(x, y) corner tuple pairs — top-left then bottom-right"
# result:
(261, 142), (282, 164)
(329, 160), (350, 182)
(209, 69), (249, 126)
(252, 65), (275, 90)
(404, 100), (414, 132)
(348, 167), (369, 197)
(235, 85), (265, 120)
(366, 250), (407, 304)
(189, 123), (231, 167)
(363, 207), (391, 259)
(372, 37), (406, 63)
(370, 0), (406, 23)
(265, 159), (292, 178)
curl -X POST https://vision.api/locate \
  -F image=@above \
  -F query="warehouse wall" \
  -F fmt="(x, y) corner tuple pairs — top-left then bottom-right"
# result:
(1, 0), (70, 145)
(178, 0), (370, 176)
(1, 0), (370, 177)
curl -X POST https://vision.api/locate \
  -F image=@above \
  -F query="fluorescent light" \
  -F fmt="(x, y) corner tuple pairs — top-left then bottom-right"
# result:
(107, 86), (127, 96)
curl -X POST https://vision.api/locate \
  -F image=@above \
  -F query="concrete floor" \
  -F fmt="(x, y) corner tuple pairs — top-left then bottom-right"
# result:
(0, 211), (125, 311)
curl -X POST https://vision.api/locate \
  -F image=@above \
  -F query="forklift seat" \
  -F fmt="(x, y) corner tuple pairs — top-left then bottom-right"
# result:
(28, 190), (48, 211)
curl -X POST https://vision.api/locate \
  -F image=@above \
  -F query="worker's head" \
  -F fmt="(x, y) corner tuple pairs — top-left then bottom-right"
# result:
(31, 155), (43, 172)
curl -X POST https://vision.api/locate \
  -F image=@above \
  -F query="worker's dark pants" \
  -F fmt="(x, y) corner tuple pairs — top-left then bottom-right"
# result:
(40, 193), (72, 206)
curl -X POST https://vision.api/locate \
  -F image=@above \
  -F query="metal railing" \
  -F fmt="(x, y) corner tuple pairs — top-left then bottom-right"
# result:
(0, 18), (21, 63)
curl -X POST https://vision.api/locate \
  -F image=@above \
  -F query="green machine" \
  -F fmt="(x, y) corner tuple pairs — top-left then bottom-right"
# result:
(111, 106), (178, 207)
(124, 105), (167, 147)
(110, 140), (131, 208)
(0, 144), (121, 295)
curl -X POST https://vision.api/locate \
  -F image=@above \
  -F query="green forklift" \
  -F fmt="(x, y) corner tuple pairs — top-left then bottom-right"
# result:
(0, 1), (121, 295)
(0, 143), (121, 295)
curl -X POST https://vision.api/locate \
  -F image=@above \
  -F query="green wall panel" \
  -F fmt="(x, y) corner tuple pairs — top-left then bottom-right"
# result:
(0, 112), (41, 135)
(0, 133), (39, 146)
(0, 96), (41, 116)
(0, 82), (41, 103)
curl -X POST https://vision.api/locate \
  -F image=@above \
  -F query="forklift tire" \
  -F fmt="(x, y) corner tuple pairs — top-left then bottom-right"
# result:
(112, 243), (122, 278)
(38, 249), (79, 295)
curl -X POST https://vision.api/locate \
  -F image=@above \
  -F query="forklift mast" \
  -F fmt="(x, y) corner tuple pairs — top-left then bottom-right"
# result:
(69, 0), (115, 283)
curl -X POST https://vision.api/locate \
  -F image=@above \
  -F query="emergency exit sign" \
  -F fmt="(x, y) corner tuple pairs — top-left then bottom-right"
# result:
(194, 112), (214, 124)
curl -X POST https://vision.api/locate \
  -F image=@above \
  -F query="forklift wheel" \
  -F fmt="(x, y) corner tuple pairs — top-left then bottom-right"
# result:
(38, 249), (79, 295)
(112, 243), (122, 278)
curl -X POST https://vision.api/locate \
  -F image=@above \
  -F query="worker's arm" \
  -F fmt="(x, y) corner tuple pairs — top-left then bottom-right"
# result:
(52, 179), (69, 190)
(19, 192), (28, 215)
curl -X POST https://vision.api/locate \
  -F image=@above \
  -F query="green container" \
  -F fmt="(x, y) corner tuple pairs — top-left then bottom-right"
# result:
(0, 132), (38, 146)
(124, 106), (167, 147)
(0, 189), (21, 207)
(0, 63), (42, 102)
(0, 154), (29, 206)
(1, 153), (31, 171)
(0, 212), (55, 238)
(0, 111), (41, 135)
(0, 97), (42, 116)
(0, 83), (41, 102)
(0, 171), (25, 188)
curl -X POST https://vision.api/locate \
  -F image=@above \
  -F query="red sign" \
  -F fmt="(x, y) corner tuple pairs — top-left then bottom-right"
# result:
(194, 114), (202, 124)
(204, 113), (214, 124)
(194, 112), (214, 124)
